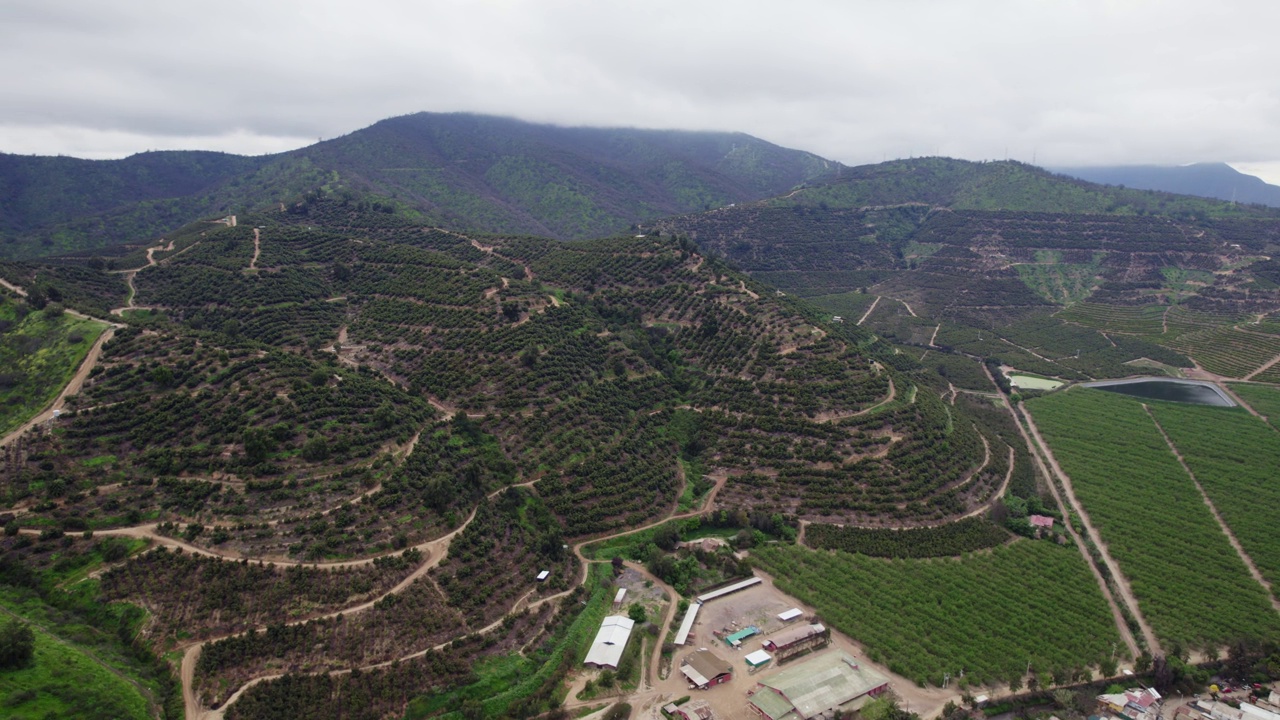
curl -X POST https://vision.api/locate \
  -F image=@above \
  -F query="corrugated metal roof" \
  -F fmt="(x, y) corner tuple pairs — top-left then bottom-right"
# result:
(778, 608), (803, 621)
(697, 576), (761, 602)
(583, 615), (635, 668)
(685, 649), (731, 681)
(765, 623), (825, 649)
(682, 664), (711, 687)
(750, 687), (799, 720)
(756, 651), (889, 718)
(674, 602), (701, 645)
(745, 649), (773, 666)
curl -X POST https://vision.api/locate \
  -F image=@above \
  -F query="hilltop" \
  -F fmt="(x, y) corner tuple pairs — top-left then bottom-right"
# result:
(0, 113), (837, 259)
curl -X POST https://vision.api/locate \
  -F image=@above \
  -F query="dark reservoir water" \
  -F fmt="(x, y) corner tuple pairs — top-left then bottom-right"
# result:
(1086, 379), (1235, 407)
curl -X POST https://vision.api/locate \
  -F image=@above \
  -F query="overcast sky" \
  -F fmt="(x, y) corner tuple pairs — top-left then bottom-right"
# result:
(4, 0), (1280, 181)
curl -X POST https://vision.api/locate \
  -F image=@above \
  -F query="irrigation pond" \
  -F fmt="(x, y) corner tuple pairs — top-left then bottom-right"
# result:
(1082, 378), (1235, 407)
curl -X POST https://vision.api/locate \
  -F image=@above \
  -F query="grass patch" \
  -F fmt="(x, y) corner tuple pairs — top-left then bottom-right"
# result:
(0, 618), (151, 720)
(0, 298), (108, 436)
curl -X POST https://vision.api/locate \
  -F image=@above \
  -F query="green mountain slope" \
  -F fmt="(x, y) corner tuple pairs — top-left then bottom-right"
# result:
(0, 113), (838, 259)
(661, 157), (1280, 382)
(774, 157), (1280, 218)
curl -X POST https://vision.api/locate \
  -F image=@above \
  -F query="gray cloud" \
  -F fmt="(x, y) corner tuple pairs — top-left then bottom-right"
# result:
(2, 0), (1278, 179)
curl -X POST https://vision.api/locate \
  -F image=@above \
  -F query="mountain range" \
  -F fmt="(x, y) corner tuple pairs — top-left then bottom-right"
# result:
(0, 112), (836, 258)
(1051, 162), (1280, 208)
(6, 112), (1280, 262)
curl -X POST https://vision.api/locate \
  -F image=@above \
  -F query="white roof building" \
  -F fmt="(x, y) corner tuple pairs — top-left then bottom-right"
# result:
(674, 602), (702, 646)
(696, 576), (761, 603)
(584, 615), (635, 669)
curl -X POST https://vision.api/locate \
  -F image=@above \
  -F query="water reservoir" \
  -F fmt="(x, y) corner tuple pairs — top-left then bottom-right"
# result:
(1082, 378), (1235, 407)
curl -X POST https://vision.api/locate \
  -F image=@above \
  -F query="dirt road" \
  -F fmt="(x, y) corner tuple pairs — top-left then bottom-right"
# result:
(857, 296), (881, 325)
(0, 278), (28, 297)
(249, 228), (261, 271)
(0, 325), (116, 449)
(1021, 402), (1161, 657)
(1144, 405), (1280, 611)
(975, 365), (1142, 658)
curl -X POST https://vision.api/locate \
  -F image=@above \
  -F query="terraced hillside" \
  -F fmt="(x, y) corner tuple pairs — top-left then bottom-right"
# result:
(3, 198), (996, 548)
(0, 193), (1017, 718)
(661, 160), (1280, 383)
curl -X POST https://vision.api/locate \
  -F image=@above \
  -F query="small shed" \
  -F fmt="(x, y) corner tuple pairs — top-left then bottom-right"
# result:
(1029, 515), (1054, 529)
(725, 626), (759, 648)
(613, 588), (627, 606)
(745, 649), (772, 669)
(778, 608), (803, 623)
(536, 570), (550, 582)
(676, 700), (716, 720)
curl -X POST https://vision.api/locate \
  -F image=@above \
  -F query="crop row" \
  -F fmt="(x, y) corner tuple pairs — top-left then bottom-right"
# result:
(1055, 303), (1167, 336)
(1148, 402), (1280, 590)
(753, 540), (1122, 687)
(1027, 388), (1280, 649)
(804, 516), (1012, 558)
(1169, 327), (1280, 378)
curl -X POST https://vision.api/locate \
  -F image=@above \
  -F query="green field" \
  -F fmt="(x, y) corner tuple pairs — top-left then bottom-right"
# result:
(1230, 383), (1280, 426)
(1056, 303), (1166, 336)
(0, 298), (108, 436)
(1146, 402), (1280, 590)
(753, 540), (1122, 688)
(0, 614), (152, 720)
(808, 290), (878, 324)
(1027, 389), (1280, 650)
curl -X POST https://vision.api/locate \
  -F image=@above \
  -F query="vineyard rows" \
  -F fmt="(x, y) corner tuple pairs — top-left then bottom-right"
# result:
(1147, 402), (1280, 590)
(1028, 389), (1280, 649)
(754, 541), (1122, 687)
(1167, 327), (1280, 378)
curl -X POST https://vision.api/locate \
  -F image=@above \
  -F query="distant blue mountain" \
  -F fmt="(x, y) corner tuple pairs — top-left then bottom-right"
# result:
(1050, 162), (1280, 207)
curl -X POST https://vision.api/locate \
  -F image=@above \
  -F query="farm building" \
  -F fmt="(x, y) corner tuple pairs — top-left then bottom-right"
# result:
(697, 576), (761, 603)
(725, 625), (759, 648)
(614, 588), (627, 607)
(747, 651), (889, 720)
(1029, 515), (1054, 529)
(583, 615), (635, 669)
(1099, 688), (1162, 720)
(674, 700), (716, 720)
(745, 649), (772, 669)
(674, 602), (702, 645)
(536, 570), (550, 581)
(681, 649), (733, 689)
(778, 608), (803, 623)
(762, 623), (830, 662)
(1184, 701), (1280, 720)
